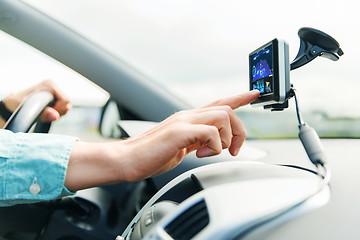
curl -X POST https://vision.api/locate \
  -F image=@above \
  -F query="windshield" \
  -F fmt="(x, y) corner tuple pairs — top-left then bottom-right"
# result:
(20, 0), (360, 138)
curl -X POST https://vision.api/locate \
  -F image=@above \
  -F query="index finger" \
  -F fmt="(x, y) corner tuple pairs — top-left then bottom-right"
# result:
(203, 90), (260, 110)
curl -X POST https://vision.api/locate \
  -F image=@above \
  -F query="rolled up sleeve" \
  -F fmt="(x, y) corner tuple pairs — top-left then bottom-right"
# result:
(0, 129), (78, 207)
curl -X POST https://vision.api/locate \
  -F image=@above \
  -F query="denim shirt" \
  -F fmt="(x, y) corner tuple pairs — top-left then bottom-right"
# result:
(0, 129), (78, 206)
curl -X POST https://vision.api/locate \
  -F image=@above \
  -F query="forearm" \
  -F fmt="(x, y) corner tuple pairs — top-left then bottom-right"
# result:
(64, 140), (131, 192)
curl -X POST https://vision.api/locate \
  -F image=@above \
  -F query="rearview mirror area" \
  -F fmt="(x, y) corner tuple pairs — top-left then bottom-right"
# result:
(99, 98), (142, 139)
(99, 99), (124, 139)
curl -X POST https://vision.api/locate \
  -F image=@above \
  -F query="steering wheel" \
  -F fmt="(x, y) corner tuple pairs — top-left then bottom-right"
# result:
(3, 91), (55, 133)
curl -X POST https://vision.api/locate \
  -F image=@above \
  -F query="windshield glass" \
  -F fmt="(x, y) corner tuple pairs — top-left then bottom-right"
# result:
(22, 0), (360, 138)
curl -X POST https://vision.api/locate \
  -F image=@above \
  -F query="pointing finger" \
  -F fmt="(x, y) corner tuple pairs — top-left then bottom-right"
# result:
(203, 90), (260, 110)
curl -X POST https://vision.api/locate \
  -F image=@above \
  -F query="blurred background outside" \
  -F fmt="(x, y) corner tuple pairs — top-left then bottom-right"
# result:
(0, 0), (358, 140)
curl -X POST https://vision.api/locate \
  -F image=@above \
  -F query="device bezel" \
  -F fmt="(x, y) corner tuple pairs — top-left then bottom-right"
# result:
(249, 38), (290, 107)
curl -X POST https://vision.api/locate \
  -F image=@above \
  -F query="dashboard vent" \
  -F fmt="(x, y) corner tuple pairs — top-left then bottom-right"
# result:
(164, 199), (209, 240)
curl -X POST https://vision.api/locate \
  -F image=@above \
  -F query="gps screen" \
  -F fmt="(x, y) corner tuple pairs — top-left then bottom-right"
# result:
(250, 44), (274, 94)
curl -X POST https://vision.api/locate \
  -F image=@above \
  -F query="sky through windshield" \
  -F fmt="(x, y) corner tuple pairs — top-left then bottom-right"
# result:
(2, 0), (360, 119)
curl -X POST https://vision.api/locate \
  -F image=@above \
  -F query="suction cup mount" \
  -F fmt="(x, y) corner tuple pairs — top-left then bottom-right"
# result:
(269, 27), (344, 111)
(290, 27), (344, 70)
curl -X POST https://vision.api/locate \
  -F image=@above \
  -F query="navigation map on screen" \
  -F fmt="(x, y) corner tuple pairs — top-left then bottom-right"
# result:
(250, 45), (274, 94)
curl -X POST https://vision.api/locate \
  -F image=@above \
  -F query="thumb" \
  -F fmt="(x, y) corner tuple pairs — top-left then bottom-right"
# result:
(40, 107), (60, 122)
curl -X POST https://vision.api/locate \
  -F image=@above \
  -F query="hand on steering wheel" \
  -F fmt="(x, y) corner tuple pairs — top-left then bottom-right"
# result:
(4, 91), (55, 133)
(2, 80), (71, 133)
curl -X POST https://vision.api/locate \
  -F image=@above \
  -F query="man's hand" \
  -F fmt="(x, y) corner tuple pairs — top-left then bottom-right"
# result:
(65, 90), (260, 191)
(122, 90), (260, 181)
(2, 80), (71, 124)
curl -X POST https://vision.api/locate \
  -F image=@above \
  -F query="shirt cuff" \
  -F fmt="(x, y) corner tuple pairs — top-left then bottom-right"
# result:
(0, 130), (78, 206)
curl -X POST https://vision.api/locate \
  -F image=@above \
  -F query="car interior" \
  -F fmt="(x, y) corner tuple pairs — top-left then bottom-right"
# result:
(0, 0), (359, 240)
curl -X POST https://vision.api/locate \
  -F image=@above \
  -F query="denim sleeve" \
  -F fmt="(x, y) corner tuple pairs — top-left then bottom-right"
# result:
(0, 129), (78, 207)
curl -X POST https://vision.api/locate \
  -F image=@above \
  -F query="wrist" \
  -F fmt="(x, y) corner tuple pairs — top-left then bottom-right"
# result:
(102, 140), (133, 183)
(106, 139), (139, 182)
(0, 100), (13, 122)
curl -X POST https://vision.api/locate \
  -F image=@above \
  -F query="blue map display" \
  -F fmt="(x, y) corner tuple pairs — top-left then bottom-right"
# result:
(250, 45), (274, 94)
(252, 60), (272, 81)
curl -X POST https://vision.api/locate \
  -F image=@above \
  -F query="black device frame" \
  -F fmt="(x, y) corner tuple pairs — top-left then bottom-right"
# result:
(249, 38), (289, 108)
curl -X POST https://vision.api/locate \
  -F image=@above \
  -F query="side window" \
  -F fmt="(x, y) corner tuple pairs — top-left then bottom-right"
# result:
(0, 31), (109, 140)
